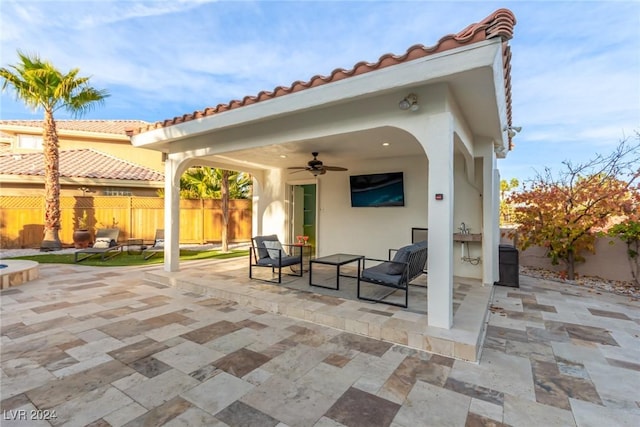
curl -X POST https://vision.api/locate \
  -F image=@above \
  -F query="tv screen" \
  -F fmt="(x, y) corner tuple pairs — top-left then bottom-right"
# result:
(350, 172), (405, 207)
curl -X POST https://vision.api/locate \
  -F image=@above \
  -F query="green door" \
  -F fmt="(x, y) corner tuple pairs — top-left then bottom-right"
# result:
(302, 184), (316, 248)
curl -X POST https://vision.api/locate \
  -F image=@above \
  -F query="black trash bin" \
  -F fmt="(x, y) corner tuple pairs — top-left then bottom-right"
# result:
(495, 244), (519, 287)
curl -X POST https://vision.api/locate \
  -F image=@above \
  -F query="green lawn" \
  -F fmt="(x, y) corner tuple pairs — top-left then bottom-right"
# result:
(12, 249), (249, 267)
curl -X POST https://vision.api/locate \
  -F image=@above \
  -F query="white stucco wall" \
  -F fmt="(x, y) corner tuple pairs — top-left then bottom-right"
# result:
(255, 151), (488, 281)
(315, 155), (429, 260)
(254, 168), (288, 241)
(453, 154), (484, 279)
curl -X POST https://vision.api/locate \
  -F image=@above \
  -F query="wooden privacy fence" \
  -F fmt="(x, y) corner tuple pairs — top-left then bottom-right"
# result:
(0, 196), (252, 249)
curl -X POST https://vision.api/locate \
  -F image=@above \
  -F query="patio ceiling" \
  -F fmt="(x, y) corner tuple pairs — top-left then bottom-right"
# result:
(189, 126), (424, 173)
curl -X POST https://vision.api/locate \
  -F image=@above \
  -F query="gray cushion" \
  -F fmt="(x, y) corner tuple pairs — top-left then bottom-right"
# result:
(263, 240), (285, 259)
(256, 255), (300, 268)
(380, 261), (404, 276)
(253, 235), (279, 259)
(414, 240), (428, 249)
(362, 263), (403, 287)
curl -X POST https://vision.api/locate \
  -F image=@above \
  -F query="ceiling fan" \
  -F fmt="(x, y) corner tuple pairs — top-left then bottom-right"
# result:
(287, 152), (348, 176)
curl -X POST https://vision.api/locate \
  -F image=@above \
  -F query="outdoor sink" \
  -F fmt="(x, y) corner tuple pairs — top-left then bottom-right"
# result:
(453, 233), (482, 242)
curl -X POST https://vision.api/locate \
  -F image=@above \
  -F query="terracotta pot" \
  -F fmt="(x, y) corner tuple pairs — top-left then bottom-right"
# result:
(73, 229), (92, 249)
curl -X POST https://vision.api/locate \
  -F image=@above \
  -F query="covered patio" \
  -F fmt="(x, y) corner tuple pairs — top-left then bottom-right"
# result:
(145, 256), (493, 362)
(129, 9), (517, 338)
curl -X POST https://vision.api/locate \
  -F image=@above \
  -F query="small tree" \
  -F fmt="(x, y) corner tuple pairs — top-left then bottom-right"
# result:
(508, 138), (639, 280)
(500, 178), (519, 225)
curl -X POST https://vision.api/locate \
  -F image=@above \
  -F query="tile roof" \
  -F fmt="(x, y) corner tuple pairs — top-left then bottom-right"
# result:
(130, 8), (516, 137)
(0, 149), (164, 181)
(0, 120), (149, 136)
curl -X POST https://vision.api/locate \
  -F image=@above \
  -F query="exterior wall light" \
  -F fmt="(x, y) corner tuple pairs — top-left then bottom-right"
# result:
(399, 93), (419, 112)
(503, 125), (522, 138)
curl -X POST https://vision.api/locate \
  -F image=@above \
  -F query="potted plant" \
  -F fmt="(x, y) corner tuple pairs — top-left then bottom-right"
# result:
(73, 210), (92, 248)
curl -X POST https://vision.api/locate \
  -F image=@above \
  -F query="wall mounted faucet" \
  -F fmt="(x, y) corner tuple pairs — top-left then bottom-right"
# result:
(458, 222), (480, 264)
(459, 222), (470, 234)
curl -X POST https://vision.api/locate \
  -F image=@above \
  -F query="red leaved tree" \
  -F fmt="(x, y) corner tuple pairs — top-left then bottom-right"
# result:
(508, 137), (640, 280)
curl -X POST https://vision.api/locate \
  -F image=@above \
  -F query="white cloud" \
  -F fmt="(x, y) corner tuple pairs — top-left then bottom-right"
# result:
(2, 0), (219, 31)
(1, 1), (638, 183)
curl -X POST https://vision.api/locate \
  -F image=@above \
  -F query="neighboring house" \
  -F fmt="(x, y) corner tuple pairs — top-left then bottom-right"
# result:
(0, 148), (164, 196)
(130, 9), (518, 330)
(0, 120), (164, 196)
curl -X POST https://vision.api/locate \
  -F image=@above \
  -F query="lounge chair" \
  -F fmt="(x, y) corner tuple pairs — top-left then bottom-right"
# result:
(142, 229), (165, 260)
(249, 235), (303, 283)
(74, 228), (122, 262)
(357, 241), (428, 308)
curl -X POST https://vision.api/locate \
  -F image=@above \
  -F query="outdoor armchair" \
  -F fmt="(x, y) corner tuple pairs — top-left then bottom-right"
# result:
(249, 235), (303, 284)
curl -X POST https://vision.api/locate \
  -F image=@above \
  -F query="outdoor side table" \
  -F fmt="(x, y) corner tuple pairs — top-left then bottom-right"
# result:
(127, 238), (144, 255)
(309, 253), (364, 290)
(289, 244), (313, 273)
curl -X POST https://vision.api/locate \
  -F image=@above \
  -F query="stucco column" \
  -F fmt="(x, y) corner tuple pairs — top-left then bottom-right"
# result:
(481, 143), (499, 285)
(164, 157), (180, 272)
(420, 112), (455, 329)
(251, 176), (262, 238)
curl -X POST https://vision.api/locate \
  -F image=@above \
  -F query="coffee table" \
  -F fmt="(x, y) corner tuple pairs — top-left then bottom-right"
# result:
(309, 253), (364, 290)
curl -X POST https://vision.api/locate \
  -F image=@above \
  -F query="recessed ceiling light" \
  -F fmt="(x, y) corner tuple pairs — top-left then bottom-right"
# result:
(280, 154), (287, 158)
(382, 142), (390, 147)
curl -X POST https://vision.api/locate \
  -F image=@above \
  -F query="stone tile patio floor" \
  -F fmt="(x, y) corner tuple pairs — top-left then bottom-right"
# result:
(1, 259), (639, 426)
(145, 258), (491, 362)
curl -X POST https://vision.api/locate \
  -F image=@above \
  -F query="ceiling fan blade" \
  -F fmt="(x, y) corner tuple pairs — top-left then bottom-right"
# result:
(323, 166), (348, 171)
(287, 166), (307, 170)
(288, 169), (307, 174)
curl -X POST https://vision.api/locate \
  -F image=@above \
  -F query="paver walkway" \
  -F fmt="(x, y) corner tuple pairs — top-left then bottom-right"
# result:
(1, 260), (639, 426)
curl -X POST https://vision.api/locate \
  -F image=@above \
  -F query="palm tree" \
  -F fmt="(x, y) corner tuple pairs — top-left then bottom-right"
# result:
(221, 169), (230, 252)
(179, 167), (251, 199)
(0, 51), (109, 250)
(178, 167), (252, 251)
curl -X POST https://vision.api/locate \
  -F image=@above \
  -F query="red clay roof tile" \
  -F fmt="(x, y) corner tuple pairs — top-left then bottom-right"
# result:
(0, 149), (164, 181)
(131, 8), (516, 137)
(0, 120), (149, 136)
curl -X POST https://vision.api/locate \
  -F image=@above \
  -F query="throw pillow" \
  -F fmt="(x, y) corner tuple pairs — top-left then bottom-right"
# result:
(154, 239), (164, 248)
(93, 238), (111, 249)
(263, 240), (285, 259)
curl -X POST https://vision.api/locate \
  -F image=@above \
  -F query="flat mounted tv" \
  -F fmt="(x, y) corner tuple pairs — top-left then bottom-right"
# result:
(349, 172), (405, 207)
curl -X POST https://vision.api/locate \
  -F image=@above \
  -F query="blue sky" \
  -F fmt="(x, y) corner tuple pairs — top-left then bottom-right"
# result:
(1, 1), (638, 183)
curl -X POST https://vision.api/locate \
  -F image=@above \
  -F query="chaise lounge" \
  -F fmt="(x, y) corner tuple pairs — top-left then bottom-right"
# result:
(74, 228), (122, 262)
(142, 229), (165, 260)
(357, 240), (428, 308)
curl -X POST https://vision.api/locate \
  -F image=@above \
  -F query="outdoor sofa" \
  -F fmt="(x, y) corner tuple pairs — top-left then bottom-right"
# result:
(357, 240), (428, 308)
